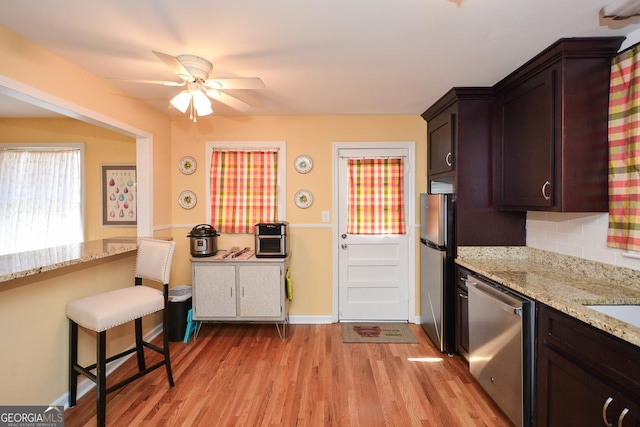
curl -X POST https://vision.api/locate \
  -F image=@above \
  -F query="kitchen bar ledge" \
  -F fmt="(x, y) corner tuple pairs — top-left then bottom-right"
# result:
(0, 238), (140, 284)
(456, 246), (640, 347)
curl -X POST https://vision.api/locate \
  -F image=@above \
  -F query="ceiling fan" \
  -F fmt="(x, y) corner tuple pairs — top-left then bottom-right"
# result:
(122, 51), (265, 121)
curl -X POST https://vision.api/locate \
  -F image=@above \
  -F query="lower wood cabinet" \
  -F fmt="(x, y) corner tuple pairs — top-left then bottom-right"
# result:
(191, 255), (290, 322)
(454, 265), (470, 361)
(536, 304), (640, 426)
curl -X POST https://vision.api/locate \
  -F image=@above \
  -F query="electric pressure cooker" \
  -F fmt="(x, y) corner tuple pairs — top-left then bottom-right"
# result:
(187, 224), (219, 257)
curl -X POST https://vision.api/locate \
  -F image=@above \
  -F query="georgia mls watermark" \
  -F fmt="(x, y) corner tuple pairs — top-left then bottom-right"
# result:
(0, 406), (64, 427)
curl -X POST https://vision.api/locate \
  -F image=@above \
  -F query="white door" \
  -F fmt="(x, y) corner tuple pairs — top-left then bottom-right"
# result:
(336, 146), (412, 321)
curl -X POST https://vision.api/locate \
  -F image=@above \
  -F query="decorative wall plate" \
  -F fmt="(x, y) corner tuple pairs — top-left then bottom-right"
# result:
(178, 156), (197, 175)
(178, 190), (197, 209)
(294, 189), (313, 208)
(294, 155), (313, 174)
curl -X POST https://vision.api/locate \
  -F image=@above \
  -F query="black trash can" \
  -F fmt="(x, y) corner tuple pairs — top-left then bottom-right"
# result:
(168, 286), (192, 342)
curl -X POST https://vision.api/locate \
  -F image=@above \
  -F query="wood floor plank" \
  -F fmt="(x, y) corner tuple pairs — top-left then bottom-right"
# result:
(64, 323), (512, 426)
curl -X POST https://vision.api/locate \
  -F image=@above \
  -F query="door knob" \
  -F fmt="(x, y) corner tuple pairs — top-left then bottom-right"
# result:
(341, 243), (348, 250)
(341, 234), (347, 239)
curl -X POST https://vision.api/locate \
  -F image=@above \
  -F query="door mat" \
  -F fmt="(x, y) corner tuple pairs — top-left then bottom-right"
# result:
(341, 322), (418, 344)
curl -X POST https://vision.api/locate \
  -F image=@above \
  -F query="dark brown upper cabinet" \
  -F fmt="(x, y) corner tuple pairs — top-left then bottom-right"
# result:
(422, 88), (526, 247)
(495, 37), (624, 212)
(427, 106), (455, 177)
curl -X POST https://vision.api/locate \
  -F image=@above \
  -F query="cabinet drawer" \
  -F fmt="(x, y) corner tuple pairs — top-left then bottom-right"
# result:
(538, 304), (640, 398)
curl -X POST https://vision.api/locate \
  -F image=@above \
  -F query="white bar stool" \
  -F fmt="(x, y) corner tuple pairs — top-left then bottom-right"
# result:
(66, 238), (176, 426)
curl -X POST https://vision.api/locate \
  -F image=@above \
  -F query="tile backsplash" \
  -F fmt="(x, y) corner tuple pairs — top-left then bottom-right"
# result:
(526, 211), (640, 271)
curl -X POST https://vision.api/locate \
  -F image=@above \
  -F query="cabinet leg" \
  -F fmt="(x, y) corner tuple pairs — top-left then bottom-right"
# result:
(275, 316), (288, 341)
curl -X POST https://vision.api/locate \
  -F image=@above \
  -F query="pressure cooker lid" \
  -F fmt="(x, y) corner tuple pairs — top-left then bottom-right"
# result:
(188, 224), (219, 237)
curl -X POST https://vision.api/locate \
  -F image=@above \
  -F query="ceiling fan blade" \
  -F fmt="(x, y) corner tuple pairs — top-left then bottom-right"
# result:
(204, 78), (265, 90)
(152, 50), (195, 82)
(108, 78), (186, 87)
(206, 90), (252, 112)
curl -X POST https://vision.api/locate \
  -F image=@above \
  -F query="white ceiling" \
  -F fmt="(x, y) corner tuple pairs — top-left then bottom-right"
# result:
(1, 0), (640, 118)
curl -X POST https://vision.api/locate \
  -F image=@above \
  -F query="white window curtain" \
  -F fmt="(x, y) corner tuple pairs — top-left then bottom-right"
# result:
(0, 148), (83, 255)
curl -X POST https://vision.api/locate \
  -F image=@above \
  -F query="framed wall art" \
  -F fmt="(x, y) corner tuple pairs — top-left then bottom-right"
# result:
(102, 164), (137, 226)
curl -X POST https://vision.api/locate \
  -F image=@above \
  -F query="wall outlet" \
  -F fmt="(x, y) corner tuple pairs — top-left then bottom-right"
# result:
(322, 210), (330, 222)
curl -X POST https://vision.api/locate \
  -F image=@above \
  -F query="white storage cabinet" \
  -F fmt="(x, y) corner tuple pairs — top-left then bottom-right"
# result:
(191, 255), (290, 325)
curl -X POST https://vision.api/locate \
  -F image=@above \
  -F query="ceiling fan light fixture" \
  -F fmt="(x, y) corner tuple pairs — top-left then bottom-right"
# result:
(170, 90), (192, 113)
(196, 102), (213, 116)
(192, 89), (212, 115)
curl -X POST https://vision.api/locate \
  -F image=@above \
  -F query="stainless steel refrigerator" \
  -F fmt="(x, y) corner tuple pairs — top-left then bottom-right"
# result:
(419, 193), (455, 353)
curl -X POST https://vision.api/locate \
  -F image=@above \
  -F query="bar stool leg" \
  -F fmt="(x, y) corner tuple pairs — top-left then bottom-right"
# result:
(163, 307), (174, 386)
(97, 331), (107, 427)
(134, 318), (146, 371)
(68, 320), (78, 407)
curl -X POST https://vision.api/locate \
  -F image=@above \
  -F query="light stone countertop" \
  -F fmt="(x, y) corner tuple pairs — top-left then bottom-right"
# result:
(456, 246), (640, 347)
(0, 238), (139, 285)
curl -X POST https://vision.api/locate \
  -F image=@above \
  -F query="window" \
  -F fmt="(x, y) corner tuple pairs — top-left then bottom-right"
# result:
(347, 157), (406, 235)
(0, 144), (84, 255)
(206, 141), (286, 233)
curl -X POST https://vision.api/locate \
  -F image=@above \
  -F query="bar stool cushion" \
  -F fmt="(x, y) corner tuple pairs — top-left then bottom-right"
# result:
(66, 286), (163, 332)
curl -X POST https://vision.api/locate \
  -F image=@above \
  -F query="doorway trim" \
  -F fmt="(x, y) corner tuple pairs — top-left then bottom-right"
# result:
(331, 141), (416, 323)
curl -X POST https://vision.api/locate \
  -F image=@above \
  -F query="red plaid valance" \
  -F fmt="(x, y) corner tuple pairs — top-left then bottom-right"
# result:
(210, 150), (278, 234)
(608, 44), (640, 251)
(347, 158), (406, 235)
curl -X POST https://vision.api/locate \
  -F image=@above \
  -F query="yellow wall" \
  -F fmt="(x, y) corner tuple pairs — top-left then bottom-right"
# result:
(0, 23), (429, 406)
(0, 26), (173, 406)
(170, 115), (427, 316)
(0, 117), (137, 240)
(0, 25), (173, 233)
(0, 253), (139, 404)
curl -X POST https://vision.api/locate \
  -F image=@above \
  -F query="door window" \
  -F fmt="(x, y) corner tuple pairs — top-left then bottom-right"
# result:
(347, 157), (406, 235)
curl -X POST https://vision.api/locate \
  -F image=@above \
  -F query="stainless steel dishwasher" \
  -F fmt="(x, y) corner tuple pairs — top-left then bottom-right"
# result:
(466, 274), (534, 427)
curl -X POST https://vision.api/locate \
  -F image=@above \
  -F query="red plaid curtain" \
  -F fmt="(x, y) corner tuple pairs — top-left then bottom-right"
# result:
(210, 150), (278, 234)
(608, 44), (640, 251)
(347, 158), (406, 234)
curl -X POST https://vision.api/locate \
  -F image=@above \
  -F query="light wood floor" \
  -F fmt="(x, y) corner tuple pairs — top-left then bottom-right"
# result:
(64, 322), (512, 426)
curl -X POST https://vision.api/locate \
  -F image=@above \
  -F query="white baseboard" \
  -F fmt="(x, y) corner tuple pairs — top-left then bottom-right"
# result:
(288, 315), (419, 325)
(288, 315), (333, 324)
(53, 324), (163, 409)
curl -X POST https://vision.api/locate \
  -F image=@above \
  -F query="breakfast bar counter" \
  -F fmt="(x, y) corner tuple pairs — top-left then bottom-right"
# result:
(0, 237), (139, 285)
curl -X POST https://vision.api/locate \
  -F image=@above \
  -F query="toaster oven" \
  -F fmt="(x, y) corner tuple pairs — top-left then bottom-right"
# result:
(255, 222), (288, 258)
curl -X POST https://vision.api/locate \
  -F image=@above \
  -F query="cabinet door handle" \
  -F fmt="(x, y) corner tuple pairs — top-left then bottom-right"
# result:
(445, 152), (452, 167)
(618, 408), (629, 427)
(459, 293), (468, 299)
(541, 180), (551, 201)
(602, 396), (614, 426)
